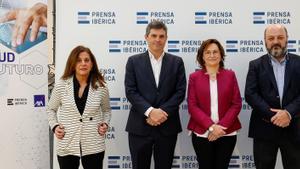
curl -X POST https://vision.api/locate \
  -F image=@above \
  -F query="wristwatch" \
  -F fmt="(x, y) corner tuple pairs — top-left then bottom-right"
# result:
(209, 126), (214, 132)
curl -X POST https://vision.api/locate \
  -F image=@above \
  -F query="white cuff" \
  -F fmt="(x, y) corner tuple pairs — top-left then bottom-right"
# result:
(285, 110), (292, 120)
(145, 107), (154, 117)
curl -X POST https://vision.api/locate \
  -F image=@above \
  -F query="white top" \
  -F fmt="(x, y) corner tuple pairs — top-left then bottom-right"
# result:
(210, 79), (219, 123)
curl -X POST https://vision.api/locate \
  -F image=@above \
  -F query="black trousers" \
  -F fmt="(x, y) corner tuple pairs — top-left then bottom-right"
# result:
(192, 133), (237, 169)
(128, 130), (177, 169)
(57, 151), (104, 169)
(253, 137), (300, 169)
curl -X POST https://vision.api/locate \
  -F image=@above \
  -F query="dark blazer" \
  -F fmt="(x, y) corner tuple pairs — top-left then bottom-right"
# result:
(187, 69), (242, 134)
(125, 51), (186, 136)
(245, 53), (300, 142)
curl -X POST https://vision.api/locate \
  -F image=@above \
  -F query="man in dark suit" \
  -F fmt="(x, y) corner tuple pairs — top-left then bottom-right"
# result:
(245, 24), (300, 169)
(124, 20), (186, 169)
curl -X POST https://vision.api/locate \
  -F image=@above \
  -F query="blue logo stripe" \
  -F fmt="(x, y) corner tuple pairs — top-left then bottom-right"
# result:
(78, 12), (90, 15)
(109, 41), (121, 44)
(108, 165), (120, 168)
(111, 107), (121, 110)
(137, 21), (148, 24)
(226, 49), (238, 52)
(172, 165), (180, 168)
(288, 40), (297, 44)
(168, 49), (180, 52)
(195, 21), (207, 24)
(195, 12), (207, 16)
(168, 41), (180, 44)
(253, 12), (265, 15)
(109, 49), (121, 52)
(108, 156), (120, 159)
(137, 12), (148, 15)
(231, 156), (239, 159)
(110, 98), (121, 101)
(78, 21), (90, 24)
(228, 164), (240, 168)
(288, 49), (297, 52)
(253, 21), (265, 24)
(226, 40), (238, 44)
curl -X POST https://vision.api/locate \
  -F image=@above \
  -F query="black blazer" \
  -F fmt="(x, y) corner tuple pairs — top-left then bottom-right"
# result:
(125, 51), (186, 136)
(245, 53), (300, 142)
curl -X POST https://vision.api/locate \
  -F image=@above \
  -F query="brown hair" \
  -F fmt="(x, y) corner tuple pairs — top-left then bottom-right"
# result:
(61, 45), (105, 89)
(196, 39), (225, 70)
(145, 20), (168, 36)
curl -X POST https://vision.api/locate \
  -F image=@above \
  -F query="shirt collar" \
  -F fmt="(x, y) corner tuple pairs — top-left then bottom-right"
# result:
(268, 52), (289, 64)
(148, 50), (164, 62)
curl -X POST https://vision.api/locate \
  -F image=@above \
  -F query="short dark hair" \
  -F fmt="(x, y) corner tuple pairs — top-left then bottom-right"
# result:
(145, 20), (167, 36)
(196, 39), (225, 70)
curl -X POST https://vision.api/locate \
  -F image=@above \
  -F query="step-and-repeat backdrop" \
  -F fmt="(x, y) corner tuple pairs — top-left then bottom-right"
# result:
(55, 0), (300, 169)
(0, 0), (49, 169)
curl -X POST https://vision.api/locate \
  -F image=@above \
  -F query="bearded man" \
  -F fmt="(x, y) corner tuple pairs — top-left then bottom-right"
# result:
(245, 24), (300, 169)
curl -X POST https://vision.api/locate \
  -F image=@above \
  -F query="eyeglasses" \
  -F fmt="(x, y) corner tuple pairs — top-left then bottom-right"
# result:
(204, 50), (220, 56)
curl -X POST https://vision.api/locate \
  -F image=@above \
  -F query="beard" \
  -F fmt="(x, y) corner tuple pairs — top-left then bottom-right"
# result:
(267, 43), (287, 59)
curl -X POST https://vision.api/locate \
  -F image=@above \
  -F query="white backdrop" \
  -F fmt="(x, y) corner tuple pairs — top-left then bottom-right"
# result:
(55, 0), (300, 169)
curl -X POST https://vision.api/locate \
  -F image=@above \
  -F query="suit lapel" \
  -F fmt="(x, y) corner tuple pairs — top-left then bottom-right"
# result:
(158, 53), (168, 89)
(82, 83), (94, 116)
(264, 55), (278, 93)
(66, 77), (81, 116)
(144, 52), (158, 88)
(283, 55), (292, 97)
